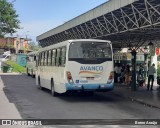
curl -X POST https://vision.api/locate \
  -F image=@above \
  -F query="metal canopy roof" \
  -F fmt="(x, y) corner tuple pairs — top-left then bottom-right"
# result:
(37, 0), (160, 48)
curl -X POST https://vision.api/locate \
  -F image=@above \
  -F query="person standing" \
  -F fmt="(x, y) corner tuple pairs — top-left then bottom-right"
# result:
(114, 64), (118, 83)
(117, 65), (121, 83)
(125, 65), (131, 87)
(144, 63), (148, 86)
(144, 63), (148, 77)
(147, 63), (156, 91)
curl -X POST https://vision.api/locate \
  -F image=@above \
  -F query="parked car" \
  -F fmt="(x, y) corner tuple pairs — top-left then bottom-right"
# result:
(0, 53), (10, 62)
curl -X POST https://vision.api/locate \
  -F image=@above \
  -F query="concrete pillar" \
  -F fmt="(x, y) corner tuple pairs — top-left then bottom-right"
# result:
(131, 50), (137, 91)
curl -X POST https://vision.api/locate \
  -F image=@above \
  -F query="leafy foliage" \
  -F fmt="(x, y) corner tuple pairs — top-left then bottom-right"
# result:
(28, 41), (41, 51)
(0, 0), (20, 37)
(5, 60), (26, 73)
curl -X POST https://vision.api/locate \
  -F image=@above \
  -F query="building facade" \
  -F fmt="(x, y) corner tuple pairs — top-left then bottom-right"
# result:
(0, 37), (29, 54)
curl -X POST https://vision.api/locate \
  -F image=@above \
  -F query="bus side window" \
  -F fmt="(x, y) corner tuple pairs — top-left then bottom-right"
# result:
(34, 55), (36, 61)
(39, 53), (42, 66)
(48, 50), (51, 66)
(61, 47), (66, 67)
(43, 52), (46, 66)
(38, 54), (40, 66)
(36, 55), (38, 67)
(52, 49), (56, 66)
(45, 51), (48, 66)
(59, 48), (62, 66)
(56, 49), (60, 66)
(44, 51), (46, 66)
(44, 51), (47, 66)
(41, 52), (44, 66)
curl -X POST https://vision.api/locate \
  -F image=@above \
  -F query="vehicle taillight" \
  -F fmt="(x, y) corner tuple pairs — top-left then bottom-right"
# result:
(66, 71), (74, 84)
(107, 71), (114, 84)
(109, 72), (113, 79)
(67, 72), (72, 79)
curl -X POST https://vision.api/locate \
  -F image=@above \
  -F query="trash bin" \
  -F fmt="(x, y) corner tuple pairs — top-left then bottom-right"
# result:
(2, 66), (9, 73)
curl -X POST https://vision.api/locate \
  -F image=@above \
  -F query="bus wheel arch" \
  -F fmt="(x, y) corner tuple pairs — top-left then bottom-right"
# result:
(51, 78), (58, 97)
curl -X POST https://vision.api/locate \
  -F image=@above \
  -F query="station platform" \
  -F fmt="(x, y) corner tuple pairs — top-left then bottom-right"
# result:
(113, 83), (160, 109)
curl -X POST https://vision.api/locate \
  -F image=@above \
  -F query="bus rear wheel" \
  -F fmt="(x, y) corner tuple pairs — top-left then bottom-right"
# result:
(51, 80), (58, 97)
(26, 68), (29, 76)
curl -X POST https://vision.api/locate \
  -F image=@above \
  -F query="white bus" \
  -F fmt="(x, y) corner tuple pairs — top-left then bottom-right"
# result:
(26, 51), (38, 77)
(36, 39), (114, 96)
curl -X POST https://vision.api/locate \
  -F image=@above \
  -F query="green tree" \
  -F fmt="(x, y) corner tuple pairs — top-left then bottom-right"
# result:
(0, 0), (20, 37)
(28, 42), (41, 51)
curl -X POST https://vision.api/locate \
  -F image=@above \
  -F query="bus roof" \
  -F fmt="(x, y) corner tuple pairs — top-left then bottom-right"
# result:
(38, 39), (111, 53)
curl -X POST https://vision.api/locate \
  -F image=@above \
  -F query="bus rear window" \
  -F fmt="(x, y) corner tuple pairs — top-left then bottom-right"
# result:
(69, 41), (112, 59)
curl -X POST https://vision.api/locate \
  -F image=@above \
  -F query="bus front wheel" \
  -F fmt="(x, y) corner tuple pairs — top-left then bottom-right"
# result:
(31, 70), (35, 78)
(51, 80), (58, 97)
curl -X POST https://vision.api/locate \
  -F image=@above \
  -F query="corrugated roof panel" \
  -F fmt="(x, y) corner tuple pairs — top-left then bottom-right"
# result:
(37, 0), (137, 41)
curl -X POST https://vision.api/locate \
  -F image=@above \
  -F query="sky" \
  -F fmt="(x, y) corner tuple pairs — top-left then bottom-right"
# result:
(10, 0), (108, 43)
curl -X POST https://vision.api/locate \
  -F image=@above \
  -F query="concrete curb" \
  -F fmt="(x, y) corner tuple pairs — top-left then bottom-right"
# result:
(114, 92), (160, 109)
(113, 83), (160, 109)
(0, 72), (22, 75)
(125, 96), (160, 109)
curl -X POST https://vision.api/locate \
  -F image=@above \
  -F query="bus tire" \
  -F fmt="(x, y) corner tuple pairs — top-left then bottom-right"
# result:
(38, 76), (43, 90)
(26, 68), (29, 76)
(31, 70), (35, 78)
(51, 79), (58, 97)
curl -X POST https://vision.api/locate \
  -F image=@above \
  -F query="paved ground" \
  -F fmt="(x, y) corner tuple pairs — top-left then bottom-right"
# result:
(0, 74), (160, 128)
(0, 73), (30, 128)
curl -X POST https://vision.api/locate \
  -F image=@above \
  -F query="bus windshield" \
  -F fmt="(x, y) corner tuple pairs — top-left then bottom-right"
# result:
(69, 41), (112, 59)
